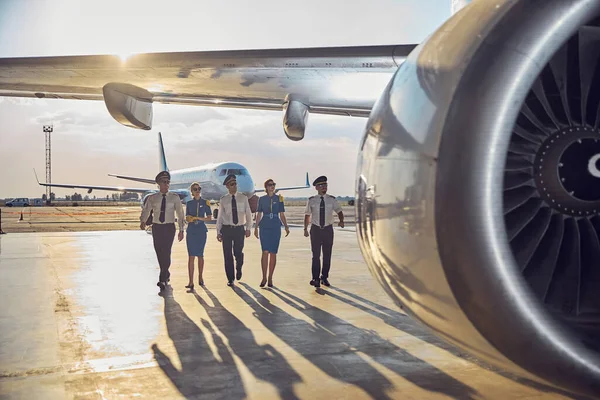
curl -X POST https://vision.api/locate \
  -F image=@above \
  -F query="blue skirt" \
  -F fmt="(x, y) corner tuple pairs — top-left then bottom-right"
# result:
(259, 226), (282, 254)
(186, 230), (207, 257)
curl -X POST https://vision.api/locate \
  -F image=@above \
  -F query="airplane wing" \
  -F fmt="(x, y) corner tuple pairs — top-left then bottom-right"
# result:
(254, 172), (310, 193)
(107, 173), (156, 185)
(37, 180), (151, 194)
(33, 168), (151, 194)
(36, 179), (194, 203)
(0, 44), (417, 140)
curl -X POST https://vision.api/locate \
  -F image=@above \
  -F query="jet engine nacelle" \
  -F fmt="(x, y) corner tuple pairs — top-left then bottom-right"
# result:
(356, 0), (600, 397)
(248, 194), (259, 213)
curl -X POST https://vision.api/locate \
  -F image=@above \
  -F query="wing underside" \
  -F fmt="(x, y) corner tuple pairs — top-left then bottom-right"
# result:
(0, 44), (417, 136)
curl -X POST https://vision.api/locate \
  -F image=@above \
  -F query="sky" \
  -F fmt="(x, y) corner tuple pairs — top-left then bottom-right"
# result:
(0, 0), (451, 199)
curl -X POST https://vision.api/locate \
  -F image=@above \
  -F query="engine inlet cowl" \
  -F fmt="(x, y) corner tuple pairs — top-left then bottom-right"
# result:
(356, 0), (600, 398)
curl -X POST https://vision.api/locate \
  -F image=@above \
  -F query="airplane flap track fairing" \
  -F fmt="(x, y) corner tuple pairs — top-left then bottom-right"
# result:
(355, 0), (600, 398)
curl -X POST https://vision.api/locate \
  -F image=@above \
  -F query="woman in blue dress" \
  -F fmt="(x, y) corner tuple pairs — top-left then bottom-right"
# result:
(253, 178), (290, 287)
(185, 182), (212, 289)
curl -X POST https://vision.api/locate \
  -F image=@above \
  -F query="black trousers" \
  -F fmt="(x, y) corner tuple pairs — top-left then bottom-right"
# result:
(310, 224), (334, 280)
(221, 225), (245, 282)
(152, 223), (176, 283)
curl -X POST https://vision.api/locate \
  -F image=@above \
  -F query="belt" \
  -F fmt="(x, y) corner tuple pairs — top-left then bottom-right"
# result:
(222, 224), (244, 228)
(311, 223), (332, 229)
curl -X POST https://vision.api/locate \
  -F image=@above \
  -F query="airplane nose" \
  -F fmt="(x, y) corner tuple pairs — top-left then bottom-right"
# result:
(237, 176), (254, 196)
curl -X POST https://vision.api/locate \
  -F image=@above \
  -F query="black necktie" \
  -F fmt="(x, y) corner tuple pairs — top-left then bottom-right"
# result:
(232, 195), (238, 225)
(159, 194), (166, 223)
(319, 196), (325, 228)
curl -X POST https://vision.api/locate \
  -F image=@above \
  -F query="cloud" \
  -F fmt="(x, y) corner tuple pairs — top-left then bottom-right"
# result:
(6, 98), (46, 106)
(153, 104), (230, 128)
(1, 87), (369, 198)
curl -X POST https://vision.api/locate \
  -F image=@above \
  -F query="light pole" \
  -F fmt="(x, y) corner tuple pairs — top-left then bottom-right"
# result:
(43, 125), (53, 205)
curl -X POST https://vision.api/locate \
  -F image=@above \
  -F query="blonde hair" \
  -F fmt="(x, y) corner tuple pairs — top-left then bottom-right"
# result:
(189, 182), (201, 193)
(264, 178), (275, 190)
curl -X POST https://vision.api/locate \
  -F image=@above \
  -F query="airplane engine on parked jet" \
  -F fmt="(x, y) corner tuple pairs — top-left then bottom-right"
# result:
(248, 194), (259, 213)
(356, 0), (600, 397)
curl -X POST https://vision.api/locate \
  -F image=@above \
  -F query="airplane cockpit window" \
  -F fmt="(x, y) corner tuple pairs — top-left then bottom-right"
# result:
(219, 170), (227, 176)
(227, 169), (249, 176)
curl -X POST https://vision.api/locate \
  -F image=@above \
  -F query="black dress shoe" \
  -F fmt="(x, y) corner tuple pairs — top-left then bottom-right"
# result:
(158, 282), (166, 291)
(313, 279), (320, 288)
(321, 277), (330, 287)
(236, 271), (242, 280)
(227, 281), (234, 287)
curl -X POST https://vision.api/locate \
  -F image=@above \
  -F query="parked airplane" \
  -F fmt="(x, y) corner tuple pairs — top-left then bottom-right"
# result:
(6, 0), (600, 396)
(35, 132), (309, 217)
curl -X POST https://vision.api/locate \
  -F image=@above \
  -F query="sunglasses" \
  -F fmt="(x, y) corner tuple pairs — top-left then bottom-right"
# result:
(159, 180), (170, 184)
(267, 183), (276, 187)
(192, 187), (200, 192)
(228, 182), (237, 186)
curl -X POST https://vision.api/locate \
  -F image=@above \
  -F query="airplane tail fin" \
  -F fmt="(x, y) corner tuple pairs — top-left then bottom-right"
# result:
(305, 172), (310, 187)
(158, 132), (169, 172)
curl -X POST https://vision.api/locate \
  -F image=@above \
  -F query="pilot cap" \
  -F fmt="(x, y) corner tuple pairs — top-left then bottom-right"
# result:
(155, 170), (170, 183)
(313, 175), (327, 186)
(224, 174), (237, 186)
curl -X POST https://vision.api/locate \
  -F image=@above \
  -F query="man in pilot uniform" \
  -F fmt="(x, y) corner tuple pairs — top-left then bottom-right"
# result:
(216, 174), (252, 286)
(140, 170), (185, 292)
(304, 175), (344, 288)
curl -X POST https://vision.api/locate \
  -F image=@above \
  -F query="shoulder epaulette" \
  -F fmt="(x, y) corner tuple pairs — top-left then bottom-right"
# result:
(220, 194), (228, 200)
(205, 199), (210, 206)
(328, 194), (336, 199)
(278, 194), (284, 201)
(309, 195), (315, 200)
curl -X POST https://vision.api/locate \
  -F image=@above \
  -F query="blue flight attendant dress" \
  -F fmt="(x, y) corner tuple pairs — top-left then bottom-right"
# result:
(257, 194), (285, 253)
(186, 198), (211, 256)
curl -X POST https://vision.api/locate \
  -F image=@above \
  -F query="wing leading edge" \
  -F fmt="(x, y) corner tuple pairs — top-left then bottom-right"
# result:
(254, 172), (311, 193)
(0, 44), (417, 139)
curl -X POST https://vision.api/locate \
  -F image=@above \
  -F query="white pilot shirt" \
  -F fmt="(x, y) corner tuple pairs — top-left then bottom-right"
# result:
(140, 191), (185, 231)
(216, 192), (253, 234)
(304, 194), (342, 227)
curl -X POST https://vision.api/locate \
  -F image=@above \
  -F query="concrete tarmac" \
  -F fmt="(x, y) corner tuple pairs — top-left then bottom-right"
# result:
(0, 205), (355, 233)
(0, 226), (586, 399)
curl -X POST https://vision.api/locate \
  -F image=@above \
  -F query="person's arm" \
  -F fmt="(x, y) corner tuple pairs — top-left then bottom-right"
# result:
(254, 212), (263, 238)
(175, 197), (185, 231)
(216, 201), (223, 238)
(140, 196), (152, 229)
(279, 196), (289, 236)
(303, 215), (311, 237)
(280, 213), (290, 237)
(244, 196), (252, 235)
(303, 199), (312, 235)
(337, 210), (345, 228)
(202, 200), (212, 222)
(185, 201), (195, 223)
(333, 198), (344, 228)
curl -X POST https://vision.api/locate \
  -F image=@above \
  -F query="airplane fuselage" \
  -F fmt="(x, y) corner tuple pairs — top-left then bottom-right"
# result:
(157, 161), (255, 204)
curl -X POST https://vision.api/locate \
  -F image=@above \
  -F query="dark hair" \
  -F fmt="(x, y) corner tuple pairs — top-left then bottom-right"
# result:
(264, 178), (275, 190)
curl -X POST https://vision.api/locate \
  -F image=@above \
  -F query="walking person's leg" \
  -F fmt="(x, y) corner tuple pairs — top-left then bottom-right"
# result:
(222, 227), (235, 284)
(233, 226), (245, 280)
(321, 225), (334, 286)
